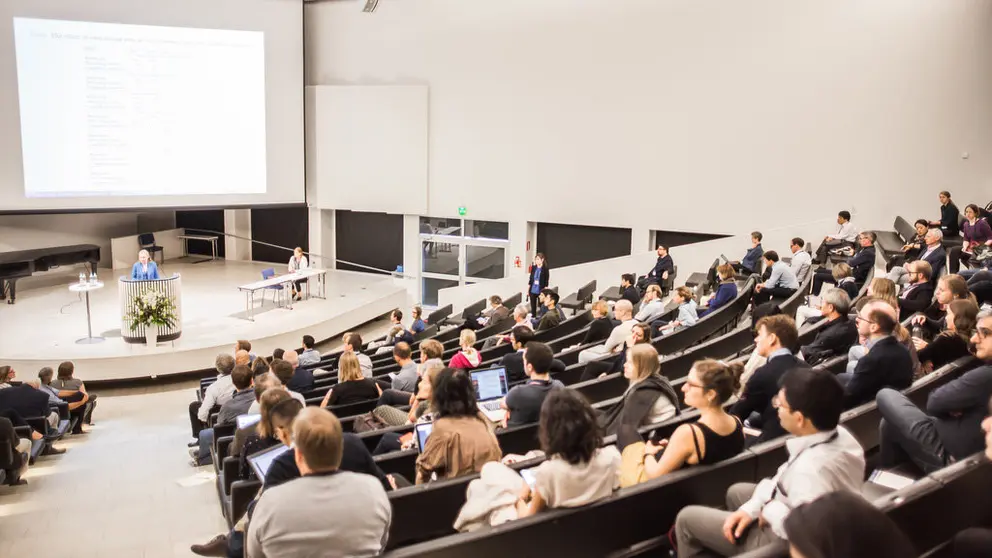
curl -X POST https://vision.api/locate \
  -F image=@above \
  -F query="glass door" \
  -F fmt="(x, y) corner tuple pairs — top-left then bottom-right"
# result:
(419, 217), (510, 307)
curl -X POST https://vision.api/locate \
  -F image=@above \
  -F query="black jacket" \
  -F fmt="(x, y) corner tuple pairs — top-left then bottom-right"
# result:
(915, 245), (947, 282)
(649, 255), (675, 279)
(621, 286), (641, 306)
(898, 282), (935, 322)
(527, 265), (550, 292)
(844, 336), (914, 408)
(929, 364), (992, 460)
(582, 317), (618, 345)
(800, 316), (859, 366)
(262, 432), (390, 492)
(837, 278), (860, 300)
(849, 246), (876, 284)
(599, 374), (680, 436)
(498, 350), (566, 385)
(731, 353), (809, 445)
(0, 385), (52, 421)
(940, 202), (961, 237)
(286, 366), (314, 393)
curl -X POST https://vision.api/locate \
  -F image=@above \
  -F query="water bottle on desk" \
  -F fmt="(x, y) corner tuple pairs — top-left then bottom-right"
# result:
(79, 272), (86, 285)
(89, 271), (96, 285)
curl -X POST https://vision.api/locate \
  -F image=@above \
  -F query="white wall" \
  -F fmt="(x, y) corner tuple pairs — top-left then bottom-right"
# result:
(306, 0), (992, 235)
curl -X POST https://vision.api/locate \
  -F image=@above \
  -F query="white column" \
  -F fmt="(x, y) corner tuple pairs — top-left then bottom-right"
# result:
(224, 209), (252, 261)
(402, 214), (422, 303)
(306, 207), (336, 270)
(631, 226), (652, 255)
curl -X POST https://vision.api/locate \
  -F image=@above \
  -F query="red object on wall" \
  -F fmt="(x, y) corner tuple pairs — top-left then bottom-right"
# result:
(514, 256), (521, 268)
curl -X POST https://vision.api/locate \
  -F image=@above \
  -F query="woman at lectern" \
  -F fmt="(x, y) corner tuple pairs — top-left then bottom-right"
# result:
(130, 250), (160, 280)
(288, 247), (308, 301)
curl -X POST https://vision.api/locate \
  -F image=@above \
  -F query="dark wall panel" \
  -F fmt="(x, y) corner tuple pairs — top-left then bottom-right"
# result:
(175, 209), (226, 258)
(536, 223), (631, 269)
(653, 230), (731, 250)
(336, 210), (402, 275)
(251, 206), (309, 264)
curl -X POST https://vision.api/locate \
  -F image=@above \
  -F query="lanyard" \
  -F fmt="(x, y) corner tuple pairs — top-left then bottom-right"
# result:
(767, 431), (839, 502)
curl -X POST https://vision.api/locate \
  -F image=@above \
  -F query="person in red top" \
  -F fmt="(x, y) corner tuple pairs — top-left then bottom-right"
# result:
(449, 329), (482, 369)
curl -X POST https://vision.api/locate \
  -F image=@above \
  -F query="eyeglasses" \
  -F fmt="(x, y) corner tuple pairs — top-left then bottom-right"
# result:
(685, 380), (708, 391)
(855, 315), (876, 325)
(977, 328), (992, 341)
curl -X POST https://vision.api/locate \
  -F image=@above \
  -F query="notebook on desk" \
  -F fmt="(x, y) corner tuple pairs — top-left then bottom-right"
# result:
(471, 367), (509, 422)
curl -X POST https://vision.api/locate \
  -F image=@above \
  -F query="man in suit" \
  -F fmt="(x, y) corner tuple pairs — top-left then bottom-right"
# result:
(637, 245), (674, 291)
(876, 312), (992, 474)
(282, 350), (313, 393)
(888, 228), (947, 286)
(731, 315), (809, 446)
(465, 295), (511, 331)
(799, 288), (859, 366)
(897, 261), (936, 322)
(840, 300), (914, 408)
(498, 326), (565, 383)
(811, 231), (877, 295)
(619, 273), (641, 306)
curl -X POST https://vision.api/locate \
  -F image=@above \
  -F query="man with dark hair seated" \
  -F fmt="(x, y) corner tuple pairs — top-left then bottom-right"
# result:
(675, 368), (864, 556)
(502, 342), (564, 428)
(752, 251), (800, 306)
(840, 300), (914, 408)
(813, 210), (858, 264)
(536, 289), (562, 331)
(37, 367), (90, 434)
(298, 335), (321, 367)
(191, 365), (255, 466)
(619, 273), (640, 306)
(637, 244), (674, 291)
(730, 231), (764, 276)
(0, 366), (65, 455)
(876, 312), (992, 475)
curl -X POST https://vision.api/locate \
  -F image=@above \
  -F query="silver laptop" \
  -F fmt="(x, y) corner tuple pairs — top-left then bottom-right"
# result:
(248, 444), (291, 482)
(471, 367), (509, 422)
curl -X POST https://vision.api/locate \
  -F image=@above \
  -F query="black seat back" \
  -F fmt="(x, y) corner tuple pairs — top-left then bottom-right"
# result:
(426, 305), (453, 325)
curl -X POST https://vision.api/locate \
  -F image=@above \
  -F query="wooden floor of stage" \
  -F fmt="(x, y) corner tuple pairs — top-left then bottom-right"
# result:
(0, 260), (408, 380)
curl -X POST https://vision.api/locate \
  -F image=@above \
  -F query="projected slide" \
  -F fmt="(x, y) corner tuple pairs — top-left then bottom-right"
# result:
(13, 18), (267, 198)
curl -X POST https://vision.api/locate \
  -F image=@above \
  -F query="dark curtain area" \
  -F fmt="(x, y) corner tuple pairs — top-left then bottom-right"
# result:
(250, 206), (309, 264)
(536, 223), (631, 268)
(653, 230), (731, 249)
(175, 209), (226, 258)
(335, 210), (403, 275)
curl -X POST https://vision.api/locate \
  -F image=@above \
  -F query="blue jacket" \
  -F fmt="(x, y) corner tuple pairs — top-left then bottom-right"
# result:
(741, 244), (764, 274)
(130, 261), (160, 280)
(700, 282), (737, 317)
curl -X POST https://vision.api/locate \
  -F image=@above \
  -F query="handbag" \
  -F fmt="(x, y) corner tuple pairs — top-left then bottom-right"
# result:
(353, 412), (388, 433)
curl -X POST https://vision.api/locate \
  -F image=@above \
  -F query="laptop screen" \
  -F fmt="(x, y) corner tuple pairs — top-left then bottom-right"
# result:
(471, 367), (509, 402)
(415, 422), (434, 453)
(236, 414), (261, 430)
(248, 444), (291, 482)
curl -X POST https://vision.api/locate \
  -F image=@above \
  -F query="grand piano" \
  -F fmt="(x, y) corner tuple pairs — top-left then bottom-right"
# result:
(0, 244), (101, 304)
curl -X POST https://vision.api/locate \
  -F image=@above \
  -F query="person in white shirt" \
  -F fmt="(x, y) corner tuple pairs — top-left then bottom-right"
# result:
(634, 284), (666, 322)
(189, 353), (236, 444)
(578, 299), (636, 364)
(298, 335), (321, 367)
(341, 332), (374, 378)
(287, 246), (309, 301)
(674, 367), (865, 557)
(814, 210), (858, 264)
(787, 238), (812, 284)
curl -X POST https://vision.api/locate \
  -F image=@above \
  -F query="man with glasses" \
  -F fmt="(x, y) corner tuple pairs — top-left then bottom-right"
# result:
(841, 300), (914, 408)
(674, 368), (865, 557)
(875, 312), (992, 475)
(895, 261), (935, 322)
(888, 228), (946, 286)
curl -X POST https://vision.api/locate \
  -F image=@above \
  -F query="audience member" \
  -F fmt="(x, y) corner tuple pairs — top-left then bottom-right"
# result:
(246, 408), (391, 558)
(799, 289), (858, 366)
(783, 491), (916, 558)
(634, 284), (665, 322)
(341, 332), (374, 377)
(579, 322), (651, 382)
(0, 416), (29, 484)
(527, 253), (550, 316)
(813, 210), (858, 264)
(637, 244), (675, 291)
(753, 251), (800, 305)
(237, 386), (289, 477)
(469, 295), (510, 330)
(234, 340), (255, 362)
(321, 352), (381, 407)
(890, 218), (930, 268)
(409, 305), (426, 336)
(578, 299), (636, 364)
(633, 360), (745, 484)
(796, 266), (853, 328)
(515, 390), (620, 517)
(841, 300), (914, 407)
(250, 357), (270, 378)
(503, 342), (564, 427)
(931, 190), (961, 239)
(298, 335), (321, 366)
(386, 342), (418, 393)
(449, 329), (482, 369)
(271, 348), (284, 361)
(415, 368), (501, 484)
(876, 311), (992, 474)
(281, 350), (313, 393)
(865, 277), (899, 310)
(267, 359), (308, 406)
(788, 237), (812, 284)
(189, 353), (236, 443)
(191, 364), (254, 466)
(812, 231), (876, 295)
(235, 350), (250, 367)
(618, 273), (640, 306)
(699, 264), (738, 318)
(655, 286), (698, 336)
(913, 299), (978, 374)
(536, 289), (563, 330)
(600, 344), (680, 436)
(731, 315), (807, 445)
(38, 367), (90, 434)
(581, 300), (617, 345)
(896, 260), (935, 321)
(913, 274), (975, 336)
(499, 326), (537, 384)
(731, 231), (764, 276)
(373, 362), (445, 433)
(831, 262), (859, 299)
(52, 361), (96, 425)
(960, 203), (992, 269)
(888, 227), (946, 284)
(369, 310), (413, 354)
(948, 400), (992, 557)
(674, 368), (864, 557)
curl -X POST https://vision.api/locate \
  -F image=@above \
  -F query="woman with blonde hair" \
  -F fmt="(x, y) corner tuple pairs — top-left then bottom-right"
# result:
(599, 344), (680, 436)
(287, 246), (309, 300)
(865, 277), (898, 311)
(320, 352), (381, 407)
(581, 299), (615, 345)
(449, 329), (481, 369)
(130, 249), (160, 280)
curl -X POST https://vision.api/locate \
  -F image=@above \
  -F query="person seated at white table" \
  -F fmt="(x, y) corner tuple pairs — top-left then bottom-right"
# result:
(130, 249), (160, 280)
(288, 247), (308, 301)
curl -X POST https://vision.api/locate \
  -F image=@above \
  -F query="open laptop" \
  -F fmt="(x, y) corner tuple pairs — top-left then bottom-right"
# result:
(236, 413), (261, 430)
(248, 444), (291, 482)
(414, 421), (434, 453)
(470, 367), (509, 422)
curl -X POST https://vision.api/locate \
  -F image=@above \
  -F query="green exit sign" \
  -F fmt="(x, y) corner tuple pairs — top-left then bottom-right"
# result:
(457, 206), (467, 216)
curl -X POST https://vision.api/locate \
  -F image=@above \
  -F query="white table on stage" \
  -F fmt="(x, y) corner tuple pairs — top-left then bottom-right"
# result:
(69, 280), (105, 344)
(237, 268), (327, 321)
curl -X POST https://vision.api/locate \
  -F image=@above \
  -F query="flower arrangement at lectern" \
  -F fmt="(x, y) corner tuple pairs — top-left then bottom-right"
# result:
(126, 290), (178, 344)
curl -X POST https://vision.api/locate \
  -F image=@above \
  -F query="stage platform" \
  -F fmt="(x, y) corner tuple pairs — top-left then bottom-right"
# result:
(0, 260), (408, 382)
